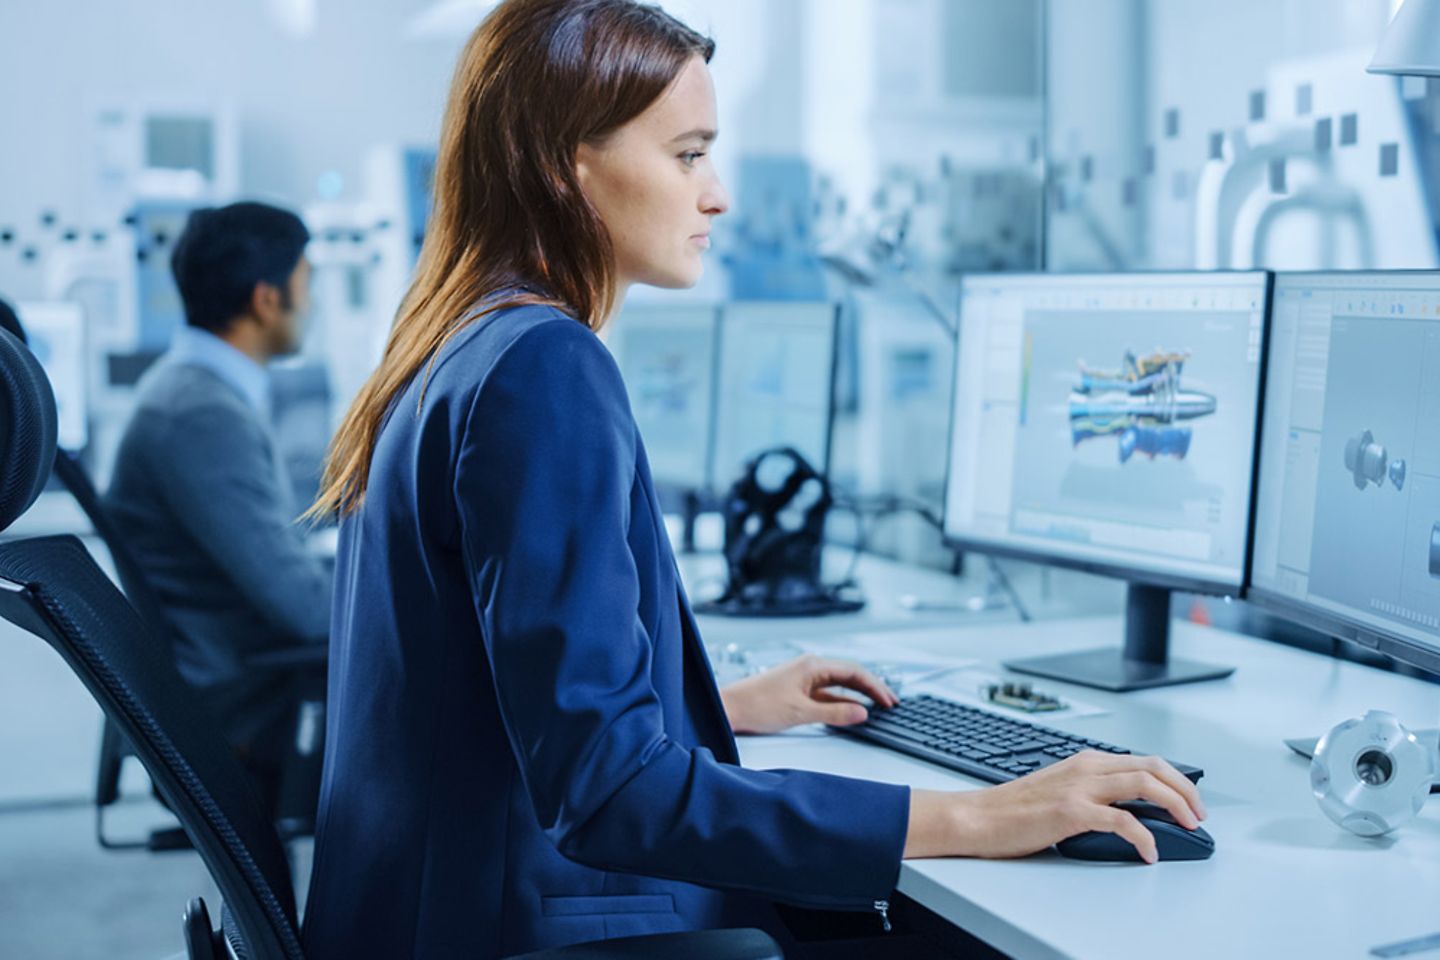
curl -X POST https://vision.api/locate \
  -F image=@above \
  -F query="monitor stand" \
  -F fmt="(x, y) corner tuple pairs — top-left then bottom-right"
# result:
(1002, 583), (1235, 692)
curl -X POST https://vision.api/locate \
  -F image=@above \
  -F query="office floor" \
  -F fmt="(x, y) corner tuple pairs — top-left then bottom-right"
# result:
(0, 620), (314, 959)
(0, 527), (309, 959)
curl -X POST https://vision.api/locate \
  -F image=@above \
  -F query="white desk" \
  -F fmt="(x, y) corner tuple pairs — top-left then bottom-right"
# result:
(679, 546), (1119, 652)
(736, 616), (1440, 960)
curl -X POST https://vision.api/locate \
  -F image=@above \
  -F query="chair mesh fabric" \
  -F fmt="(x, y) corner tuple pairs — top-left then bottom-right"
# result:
(222, 903), (253, 960)
(50, 450), (183, 646)
(0, 328), (57, 531)
(0, 305), (27, 344)
(0, 535), (302, 958)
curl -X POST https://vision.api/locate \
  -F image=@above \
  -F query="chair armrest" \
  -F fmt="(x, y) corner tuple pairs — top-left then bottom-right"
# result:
(506, 927), (783, 960)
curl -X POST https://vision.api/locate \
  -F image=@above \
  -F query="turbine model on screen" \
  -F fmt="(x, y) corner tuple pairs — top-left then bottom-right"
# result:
(1342, 429), (1406, 491)
(1068, 349), (1216, 463)
(1430, 522), (1439, 580)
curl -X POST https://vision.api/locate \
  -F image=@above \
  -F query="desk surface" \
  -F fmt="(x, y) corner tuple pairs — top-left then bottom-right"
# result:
(736, 616), (1440, 960)
(678, 546), (1117, 650)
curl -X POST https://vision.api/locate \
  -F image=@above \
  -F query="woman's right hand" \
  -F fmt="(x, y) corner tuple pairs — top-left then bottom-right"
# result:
(903, 751), (1207, 865)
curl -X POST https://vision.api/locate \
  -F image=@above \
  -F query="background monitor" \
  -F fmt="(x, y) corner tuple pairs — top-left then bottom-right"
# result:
(943, 271), (1272, 690)
(606, 302), (720, 494)
(1251, 271), (1440, 676)
(19, 301), (88, 452)
(711, 301), (839, 494)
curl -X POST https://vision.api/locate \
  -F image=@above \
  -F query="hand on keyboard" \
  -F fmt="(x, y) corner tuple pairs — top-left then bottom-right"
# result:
(720, 654), (899, 734)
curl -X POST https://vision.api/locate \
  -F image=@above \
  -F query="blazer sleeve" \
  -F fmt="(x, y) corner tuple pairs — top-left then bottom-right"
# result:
(157, 400), (333, 644)
(454, 317), (909, 911)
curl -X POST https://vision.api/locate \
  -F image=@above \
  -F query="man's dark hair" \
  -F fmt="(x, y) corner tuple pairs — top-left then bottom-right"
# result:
(170, 201), (309, 334)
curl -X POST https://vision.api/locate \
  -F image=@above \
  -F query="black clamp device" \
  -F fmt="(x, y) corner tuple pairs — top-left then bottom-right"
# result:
(694, 447), (864, 618)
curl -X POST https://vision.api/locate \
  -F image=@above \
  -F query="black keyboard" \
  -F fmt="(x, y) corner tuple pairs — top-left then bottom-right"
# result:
(834, 694), (1203, 785)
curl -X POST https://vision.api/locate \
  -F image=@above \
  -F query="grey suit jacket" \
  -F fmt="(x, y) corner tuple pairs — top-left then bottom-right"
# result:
(105, 360), (332, 688)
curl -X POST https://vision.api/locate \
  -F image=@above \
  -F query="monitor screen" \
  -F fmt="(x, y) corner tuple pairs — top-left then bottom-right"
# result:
(19, 301), (88, 452)
(851, 294), (954, 503)
(943, 272), (1270, 591)
(1251, 272), (1440, 671)
(711, 302), (838, 492)
(145, 115), (215, 179)
(606, 302), (719, 492)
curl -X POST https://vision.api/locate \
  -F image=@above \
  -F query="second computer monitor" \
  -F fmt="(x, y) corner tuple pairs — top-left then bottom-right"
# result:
(605, 301), (720, 493)
(19, 301), (88, 452)
(711, 301), (839, 491)
(943, 271), (1271, 690)
(1251, 272), (1440, 675)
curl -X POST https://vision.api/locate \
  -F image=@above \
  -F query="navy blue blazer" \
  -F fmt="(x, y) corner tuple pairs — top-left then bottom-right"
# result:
(301, 301), (910, 958)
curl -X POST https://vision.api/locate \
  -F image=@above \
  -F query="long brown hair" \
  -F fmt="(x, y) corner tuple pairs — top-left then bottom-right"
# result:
(309, 0), (713, 519)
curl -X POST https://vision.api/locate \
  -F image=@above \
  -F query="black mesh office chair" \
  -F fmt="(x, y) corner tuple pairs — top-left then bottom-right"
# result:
(0, 305), (325, 849)
(0, 326), (782, 958)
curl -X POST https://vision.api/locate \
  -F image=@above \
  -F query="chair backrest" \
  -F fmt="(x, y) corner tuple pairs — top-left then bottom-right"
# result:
(50, 449), (183, 648)
(0, 326), (55, 531)
(0, 327), (303, 960)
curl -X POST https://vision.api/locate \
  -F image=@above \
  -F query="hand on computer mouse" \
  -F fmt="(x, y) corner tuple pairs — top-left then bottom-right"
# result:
(720, 654), (899, 734)
(904, 751), (1207, 864)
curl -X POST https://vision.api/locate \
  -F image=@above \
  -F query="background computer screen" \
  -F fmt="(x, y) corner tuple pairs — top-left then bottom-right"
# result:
(605, 302), (719, 492)
(711, 301), (838, 492)
(1251, 272), (1440, 667)
(943, 272), (1269, 589)
(19, 301), (88, 452)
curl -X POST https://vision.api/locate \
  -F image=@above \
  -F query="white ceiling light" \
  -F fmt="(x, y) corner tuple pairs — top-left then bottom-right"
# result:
(1368, 0), (1440, 77)
(407, 0), (499, 40)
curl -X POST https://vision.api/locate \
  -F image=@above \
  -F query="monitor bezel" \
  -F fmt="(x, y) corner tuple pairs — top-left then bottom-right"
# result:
(1248, 268), (1440, 675)
(1248, 585), (1440, 677)
(939, 269), (1275, 598)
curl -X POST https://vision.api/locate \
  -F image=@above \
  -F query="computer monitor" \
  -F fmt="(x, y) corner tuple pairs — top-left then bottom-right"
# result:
(943, 271), (1272, 691)
(711, 301), (839, 493)
(1250, 272), (1440, 676)
(18, 301), (88, 452)
(852, 292), (954, 503)
(605, 302), (720, 494)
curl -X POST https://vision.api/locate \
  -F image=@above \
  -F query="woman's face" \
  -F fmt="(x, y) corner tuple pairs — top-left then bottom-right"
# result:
(576, 55), (729, 294)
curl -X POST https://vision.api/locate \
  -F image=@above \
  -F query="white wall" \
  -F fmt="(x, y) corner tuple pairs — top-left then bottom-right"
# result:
(0, 0), (461, 234)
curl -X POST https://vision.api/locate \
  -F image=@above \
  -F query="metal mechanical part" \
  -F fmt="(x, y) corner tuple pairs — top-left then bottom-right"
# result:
(1343, 429), (1387, 490)
(1342, 429), (1406, 491)
(1311, 710), (1436, 836)
(1389, 458), (1407, 491)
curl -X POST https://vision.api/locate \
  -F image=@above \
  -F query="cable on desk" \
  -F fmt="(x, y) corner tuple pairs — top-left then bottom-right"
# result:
(986, 555), (1032, 623)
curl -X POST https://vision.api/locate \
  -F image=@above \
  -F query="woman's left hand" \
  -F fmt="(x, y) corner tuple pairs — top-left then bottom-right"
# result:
(719, 653), (899, 735)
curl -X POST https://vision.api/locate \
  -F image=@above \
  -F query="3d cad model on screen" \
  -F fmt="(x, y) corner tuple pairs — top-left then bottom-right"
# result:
(1343, 428), (1406, 492)
(1430, 522), (1439, 579)
(1067, 349), (1216, 464)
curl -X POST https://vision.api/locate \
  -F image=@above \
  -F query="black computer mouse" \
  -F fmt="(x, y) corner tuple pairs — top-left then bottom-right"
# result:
(1054, 800), (1215, 862)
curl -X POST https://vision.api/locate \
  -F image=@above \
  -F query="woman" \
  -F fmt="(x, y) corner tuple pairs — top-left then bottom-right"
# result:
(302, 1), (1206, 956)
